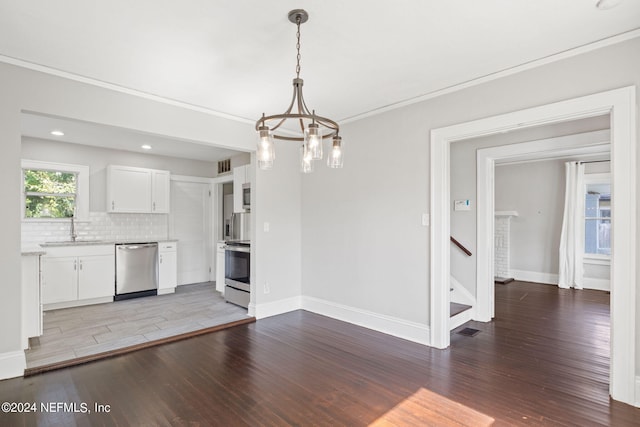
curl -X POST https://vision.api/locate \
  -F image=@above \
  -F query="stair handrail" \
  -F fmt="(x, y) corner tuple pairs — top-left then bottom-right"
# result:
(450, 236), (472, 256)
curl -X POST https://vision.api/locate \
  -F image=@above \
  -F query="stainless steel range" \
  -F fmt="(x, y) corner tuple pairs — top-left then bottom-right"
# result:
(224, 241), (250, 308)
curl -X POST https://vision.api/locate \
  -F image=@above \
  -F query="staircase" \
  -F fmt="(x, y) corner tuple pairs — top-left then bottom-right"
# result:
(449, 236), (475, 330)
(449, 280), (474, 330)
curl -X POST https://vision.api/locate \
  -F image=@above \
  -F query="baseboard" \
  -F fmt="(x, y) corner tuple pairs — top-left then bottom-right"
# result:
(512, 269), (558, 285)
(44, 296), (113, 311)
(582, 278), (610, 292)
(511, 269), (610, 291)
(635, 376), (640, 408)
(250, 296), (302, 320)
(157, 288), (176, 295)
(301, 296), (430, 346)
(0, 351), (26, 380)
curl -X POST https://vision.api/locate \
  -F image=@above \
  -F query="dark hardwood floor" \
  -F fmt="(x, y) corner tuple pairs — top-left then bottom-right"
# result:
(1, 281), (638, 426)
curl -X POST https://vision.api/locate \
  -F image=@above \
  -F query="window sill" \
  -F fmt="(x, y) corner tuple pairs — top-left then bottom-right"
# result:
(583, 255), (611, 266)
(22, 218), (90, 223)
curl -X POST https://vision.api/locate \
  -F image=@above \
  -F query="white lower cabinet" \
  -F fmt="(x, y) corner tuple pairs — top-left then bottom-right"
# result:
(42, 245), (115, 309)
(78, 255), (116, 300)
(158, 242), (178, 295)
(41, 256), (77, 304)
(21, 254), (43, 349)
(216, 242), (226, 293)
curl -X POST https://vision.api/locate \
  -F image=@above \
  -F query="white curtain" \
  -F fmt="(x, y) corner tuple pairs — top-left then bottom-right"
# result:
(558, 161), (585, 289)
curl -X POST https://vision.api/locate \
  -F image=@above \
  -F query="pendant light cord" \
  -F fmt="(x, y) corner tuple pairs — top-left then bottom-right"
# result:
(295, 17), (302, 79)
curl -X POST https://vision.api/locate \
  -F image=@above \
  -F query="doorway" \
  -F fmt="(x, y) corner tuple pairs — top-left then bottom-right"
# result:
(169, 177), (212, 285)
(430, 87), (637, 405)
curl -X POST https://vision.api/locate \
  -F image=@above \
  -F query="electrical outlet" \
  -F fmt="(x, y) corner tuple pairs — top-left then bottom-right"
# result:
(264, 282), (270, 294)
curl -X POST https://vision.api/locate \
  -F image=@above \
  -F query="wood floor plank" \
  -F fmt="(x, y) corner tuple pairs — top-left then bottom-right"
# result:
(1, 281), (639, 425)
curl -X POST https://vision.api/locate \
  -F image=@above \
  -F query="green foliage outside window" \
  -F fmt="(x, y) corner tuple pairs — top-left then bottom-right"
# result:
(24, 169), (77, 218)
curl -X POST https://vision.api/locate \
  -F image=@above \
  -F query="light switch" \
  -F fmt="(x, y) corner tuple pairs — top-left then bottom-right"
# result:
(263, 222), (270, 232)
(454, 200), (471, 211)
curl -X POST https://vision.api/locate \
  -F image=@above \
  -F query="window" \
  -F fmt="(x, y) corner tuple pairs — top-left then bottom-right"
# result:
(24, 169), (77, 218)
(584, 177), (611, 257)
(21, 160), (89, 220)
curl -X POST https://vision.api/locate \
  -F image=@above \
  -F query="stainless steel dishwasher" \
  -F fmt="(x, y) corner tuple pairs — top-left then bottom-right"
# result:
(115, 242), (158, 301)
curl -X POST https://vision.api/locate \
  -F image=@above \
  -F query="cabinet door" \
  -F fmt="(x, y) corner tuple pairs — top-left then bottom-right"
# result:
(216, 245), (226, 292)
(108, 166), (152, 213)
(42, 257), (77, 304)
(78, 255), (115, 300)
(159, 250), (178, 290)
(233, 166), (247, 213)
(152, 170), (170, 213)
(21, 256), (42, 342)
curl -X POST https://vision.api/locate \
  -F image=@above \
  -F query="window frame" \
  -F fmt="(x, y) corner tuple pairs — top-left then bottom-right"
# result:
(583, 172), (611, 263)
(21, 159), (89, 221)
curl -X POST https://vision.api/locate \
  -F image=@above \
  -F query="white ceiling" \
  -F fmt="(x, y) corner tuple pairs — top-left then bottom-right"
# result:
(20, 113), (241, 162)
(2, 1), (640, 159)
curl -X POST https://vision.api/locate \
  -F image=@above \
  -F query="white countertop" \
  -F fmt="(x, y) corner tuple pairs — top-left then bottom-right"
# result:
(38, 239), (178, 248)
(21, 246), (46, 256)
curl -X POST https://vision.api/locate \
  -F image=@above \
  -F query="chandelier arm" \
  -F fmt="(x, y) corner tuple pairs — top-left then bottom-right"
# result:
(296, 92), (307, 133)
(263, 85), (298, 132)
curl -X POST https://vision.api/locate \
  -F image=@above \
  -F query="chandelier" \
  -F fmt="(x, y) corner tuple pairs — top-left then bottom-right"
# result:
(255, 9), (343, 172)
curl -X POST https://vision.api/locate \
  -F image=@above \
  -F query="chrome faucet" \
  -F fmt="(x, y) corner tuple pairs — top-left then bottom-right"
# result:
(70, 215), (77, 242)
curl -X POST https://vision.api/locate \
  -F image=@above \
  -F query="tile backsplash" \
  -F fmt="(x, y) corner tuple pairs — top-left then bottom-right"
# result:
(22, 212), (168, 246)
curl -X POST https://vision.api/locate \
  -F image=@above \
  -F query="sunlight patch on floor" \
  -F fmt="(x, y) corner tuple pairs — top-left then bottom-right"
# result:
(369, 387), (494, 426)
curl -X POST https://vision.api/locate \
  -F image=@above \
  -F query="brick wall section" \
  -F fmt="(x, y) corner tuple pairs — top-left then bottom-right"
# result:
(494, 215), (511, 278)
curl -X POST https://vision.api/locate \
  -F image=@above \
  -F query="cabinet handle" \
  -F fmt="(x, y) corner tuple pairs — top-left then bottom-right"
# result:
(112, 201), (115, 210)
(160, 255), (163, 263)
(153, 202), (156, 211)
(79, 260), (83, 270)
(74, 260), (77, 271)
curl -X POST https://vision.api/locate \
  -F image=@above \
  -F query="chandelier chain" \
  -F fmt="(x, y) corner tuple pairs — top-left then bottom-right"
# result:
(295, 17), (301, 78)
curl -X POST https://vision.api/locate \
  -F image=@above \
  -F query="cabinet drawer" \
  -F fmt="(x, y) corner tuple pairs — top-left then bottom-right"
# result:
(159, 242), (177, 252)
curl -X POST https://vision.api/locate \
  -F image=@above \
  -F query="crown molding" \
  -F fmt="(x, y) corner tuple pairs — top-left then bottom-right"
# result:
(339, 28), (640, 124)
(0, 54), (255, 126)
(2, 28), (639, 127)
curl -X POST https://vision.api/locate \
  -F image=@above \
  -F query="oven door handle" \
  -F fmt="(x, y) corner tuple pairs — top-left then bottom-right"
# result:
(224, 246), (250, 253)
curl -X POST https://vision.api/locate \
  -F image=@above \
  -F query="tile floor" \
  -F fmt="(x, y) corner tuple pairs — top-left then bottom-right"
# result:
(26, 282), (250, 369)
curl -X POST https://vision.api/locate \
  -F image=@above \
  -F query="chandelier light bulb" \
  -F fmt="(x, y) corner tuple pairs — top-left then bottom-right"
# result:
(305, 123), (323, 160)
(257, 126), (275, 170)
(327, 136), (344, 168)
(300, 144), (314, 173)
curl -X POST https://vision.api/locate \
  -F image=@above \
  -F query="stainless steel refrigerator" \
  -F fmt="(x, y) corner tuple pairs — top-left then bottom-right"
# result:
(229, 212), (251, 242)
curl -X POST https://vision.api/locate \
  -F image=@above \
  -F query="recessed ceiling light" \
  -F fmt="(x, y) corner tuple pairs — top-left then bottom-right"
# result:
(141, 144), (152, 150)
(50, 130), (64, 136)
(596, 0), (622, 10)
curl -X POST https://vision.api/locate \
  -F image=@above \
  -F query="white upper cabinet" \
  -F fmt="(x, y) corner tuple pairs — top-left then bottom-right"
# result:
(151, 170), (170, 213)
(107, 165), (170, 214)
(233, 165), (251, 213)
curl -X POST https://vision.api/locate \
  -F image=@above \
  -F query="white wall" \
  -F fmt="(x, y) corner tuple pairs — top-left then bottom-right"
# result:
(252, 142), (302, 317)
(450, 127), (608, 295)
(300, 37), (640, 372)
(495, 159), (611, 289)
(495, 160), (565, 277)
